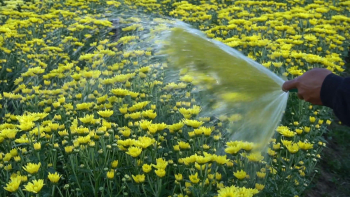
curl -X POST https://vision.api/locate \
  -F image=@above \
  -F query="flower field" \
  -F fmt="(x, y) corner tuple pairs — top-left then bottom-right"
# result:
(0, 0), (349, 196)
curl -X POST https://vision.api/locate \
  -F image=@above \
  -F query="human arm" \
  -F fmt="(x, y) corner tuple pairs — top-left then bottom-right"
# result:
(282, 68), (350, 126)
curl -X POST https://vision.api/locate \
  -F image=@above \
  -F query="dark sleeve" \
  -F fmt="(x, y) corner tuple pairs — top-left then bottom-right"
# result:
(320, 73), (350, 126)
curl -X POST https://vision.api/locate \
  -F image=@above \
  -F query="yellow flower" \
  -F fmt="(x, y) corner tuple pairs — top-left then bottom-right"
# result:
(33, 142), (41, 150)
(217, 185), (259, 197)
(23, 162), (41, 174)
(256, 171), (266, 178)
(273, 143), (280, 150)
(139, 120), (152, 130)
(297, 141), (313, 150)
(255, 183), (265, 191)
(304, 126), (311, 133)
(98, 110), (114, 118)
(132, 174), (145, 183)
(155, 169), (166, 177)
(214, 155), (229, 165)
(309, 116), (316, 123)
(189, 173), (200, 184)
(268, 148), (276, 156)
(175, 174), (183, 181)
(295, 129), (303, 135)
(281, 140), (292, 146)
(10, 149), (18, 157)
(4, 177), (21, 192)
(246, 152), (264, 162)
(107, 170), (114, 179)
(14, 156), (21, 162)
(119, 128), (131, 137)
(286, 143), (299, 154)
(326, 120), (332, 125)
(126, 146), (142, 157)
(52, 101), (60, 108)
(153, 158), (168, 169)
(147, 124), (158, 134)
(216, 172), (222, 180)
(178, 141), (191, 149)
(225, 146), (241, 154)
(111, 160), (119, 168)
(23, 179), (44, 194)
(233, 170), (247, 180)
(183, 119), (204, 128)
(48, 172), (62, 183)
(136, 136), (155, 149)
(142, 164), (152, 173)
(65, 146), (74, 153)
(276, 126), (295, 137)
(119, 107), (128, 114)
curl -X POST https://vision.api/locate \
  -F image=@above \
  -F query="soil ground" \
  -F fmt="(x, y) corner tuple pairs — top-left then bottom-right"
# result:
(304, 124), (350, 197)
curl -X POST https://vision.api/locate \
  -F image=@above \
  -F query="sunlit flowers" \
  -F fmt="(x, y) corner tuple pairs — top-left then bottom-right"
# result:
(126, 146), (142, 157)
(309, 116), (316, 123)
(111, 160), (119, 168)
(132, 174), (145, 183)
(276, 126), (295, 137)
(189, 173), (200, 184)
(286, 143), (299, 154)
(217, 185), (259, 197)
(142, 164), (152, 173)
(155, 169), (166, 178)
(107, 170), (115, 179)
(98, 109), (114, 118)
(23, 162), (41, 174)
(48, 172), (62, 183)
(234, 170), (247, 180)
(175, 174), (183, 181)
(3, 177), (21, 192)
(33, 142), (41, 150)
(23, 179), (44, 194)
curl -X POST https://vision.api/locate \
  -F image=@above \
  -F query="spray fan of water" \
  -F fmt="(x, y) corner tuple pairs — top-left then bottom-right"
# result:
(156, 22), (289, 150)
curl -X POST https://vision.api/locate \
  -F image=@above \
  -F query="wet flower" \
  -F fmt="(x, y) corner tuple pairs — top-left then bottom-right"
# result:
(155, 169), (166, 177)
(4, 177), (21, 192)
(33, 142), (41, 150)
(132, 174), (145, 183)
(98, 109), (114, 118)
(23, 179), (44, 194)
(23, 162), (41, 174)
(126, 146), (142, 157)
(189, 173), (200, 184)
(234, 170), (247, 180)
(286, 143), (299, 154)
(111, 160), (119, 168)
(48, 172), (62, 183)
(255, 183), (265, 191)
(142, 164), (152, 173)
(175, 174), (183, 181)
(107, 170), (115, 179)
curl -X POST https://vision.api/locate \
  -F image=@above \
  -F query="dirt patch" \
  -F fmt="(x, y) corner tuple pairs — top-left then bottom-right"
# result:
(304, 127), (350, 197)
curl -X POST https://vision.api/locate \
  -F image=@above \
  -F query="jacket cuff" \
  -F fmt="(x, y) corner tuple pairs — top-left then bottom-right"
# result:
(320, 73), (343, 108)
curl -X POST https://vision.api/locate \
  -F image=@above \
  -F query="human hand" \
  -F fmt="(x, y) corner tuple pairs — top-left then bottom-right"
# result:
(282, 68), (332, 105)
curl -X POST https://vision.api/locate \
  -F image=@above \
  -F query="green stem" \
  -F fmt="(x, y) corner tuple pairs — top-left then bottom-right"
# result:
(147, 176), (156, 194)
(156, 178), (162, 197)
(142, 184), (147, 196)
(51, 184), (56, 197)
(56, 185), (65, 197)
(69, 155), (85, 197)
(108, 180), (112, 196)
(18, 188), (25, 197)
